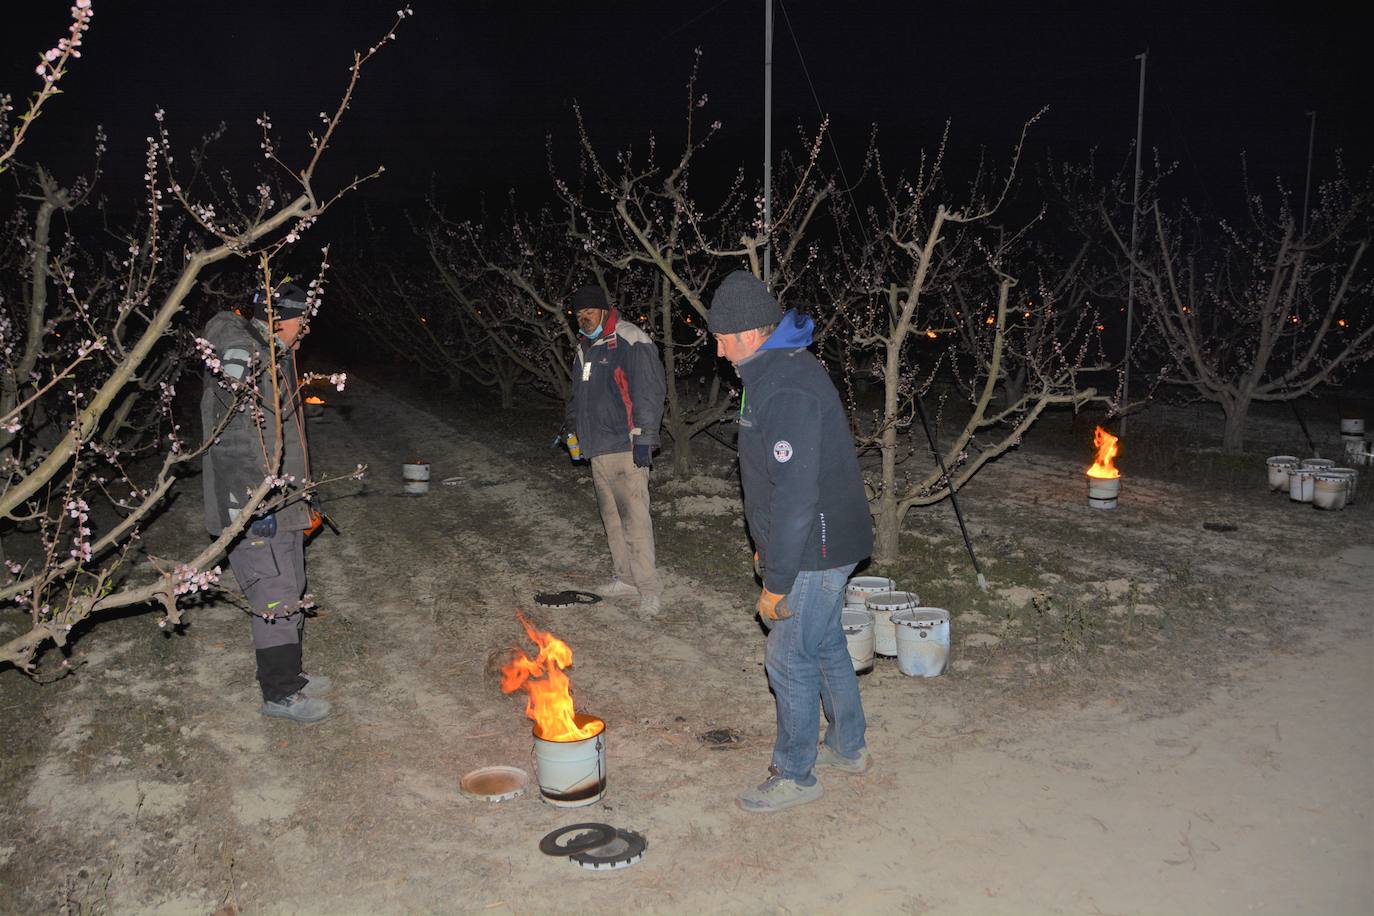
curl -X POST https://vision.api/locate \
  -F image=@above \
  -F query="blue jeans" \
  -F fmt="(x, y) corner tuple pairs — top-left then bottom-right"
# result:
(764, 563), (865, 784)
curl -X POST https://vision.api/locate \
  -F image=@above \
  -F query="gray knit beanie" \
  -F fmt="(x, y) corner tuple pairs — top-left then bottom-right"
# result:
(707, 270), (782, 334)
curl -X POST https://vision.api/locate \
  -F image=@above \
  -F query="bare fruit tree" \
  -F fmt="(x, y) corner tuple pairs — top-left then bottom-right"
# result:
(0, 8), (409, 675)
(1111, 161), (1373, 451)
(829, 117), (1103, 565)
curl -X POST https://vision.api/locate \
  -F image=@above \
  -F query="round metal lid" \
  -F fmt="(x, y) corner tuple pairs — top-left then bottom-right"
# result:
(865, 591), (920, 610)
(570, 828), (648, 871)
(539, 823), (618, 856)
(533, 590), (603, 609)
(459, 765), (529, 802)
(892, 608), (950, 628)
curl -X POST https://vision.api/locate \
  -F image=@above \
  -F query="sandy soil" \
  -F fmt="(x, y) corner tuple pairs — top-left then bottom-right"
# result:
(1, 376), (1370, 915)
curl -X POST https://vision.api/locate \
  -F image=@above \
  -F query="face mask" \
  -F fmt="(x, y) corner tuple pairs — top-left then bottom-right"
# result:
(580, 321), (603, 340)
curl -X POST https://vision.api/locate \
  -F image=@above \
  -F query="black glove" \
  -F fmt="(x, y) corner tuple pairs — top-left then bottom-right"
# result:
(633, 443), (653, 469)
(249, 512), (278, 537)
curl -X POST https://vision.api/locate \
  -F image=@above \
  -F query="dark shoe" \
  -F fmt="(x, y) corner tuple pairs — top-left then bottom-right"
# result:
(735, 769), (823, 813)
(300, 673), (333, 697)
(816, 744), (871, 775)
(261, 692), (332, 723)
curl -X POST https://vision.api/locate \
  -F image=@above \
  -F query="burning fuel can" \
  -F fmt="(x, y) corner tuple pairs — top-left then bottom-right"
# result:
(1087, 474), (1121, 510)
(532, 715), (607, 807)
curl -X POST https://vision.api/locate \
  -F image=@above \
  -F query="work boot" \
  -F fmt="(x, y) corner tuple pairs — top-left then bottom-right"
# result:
(815, 744), (871, 775)
(639, 594), (661, 618)
(735, 767), (823, 813)
(300, 673), (333, 697)
(593, 577), (637, 599)
(261, 692), (333, 724)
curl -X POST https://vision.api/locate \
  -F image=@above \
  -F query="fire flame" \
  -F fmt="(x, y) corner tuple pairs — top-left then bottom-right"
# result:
(304, 395), (325, 405)
(500, 612), (601, 742)
(1086, 425), (1121, 479)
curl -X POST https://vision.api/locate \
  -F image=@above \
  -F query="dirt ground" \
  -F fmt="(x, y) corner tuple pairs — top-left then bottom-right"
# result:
(1, 374), (1371, 915)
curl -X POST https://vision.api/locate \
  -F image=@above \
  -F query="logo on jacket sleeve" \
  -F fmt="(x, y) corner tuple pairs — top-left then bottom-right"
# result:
(772, 440), (793, 463)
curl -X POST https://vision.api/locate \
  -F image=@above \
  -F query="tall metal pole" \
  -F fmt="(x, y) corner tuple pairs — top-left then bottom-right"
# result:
(1301, 110), (1316, 238)
(1119, 50), (1147, 441)
(763, 0), (774, 286)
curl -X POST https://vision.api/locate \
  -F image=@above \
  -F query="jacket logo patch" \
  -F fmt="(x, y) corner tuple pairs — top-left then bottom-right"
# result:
(772, 440), (793, 463)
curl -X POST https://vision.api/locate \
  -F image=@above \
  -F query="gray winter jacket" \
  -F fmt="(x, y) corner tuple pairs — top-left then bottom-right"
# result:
(199, 310), (311, 536)
(562, 310), (666, 460)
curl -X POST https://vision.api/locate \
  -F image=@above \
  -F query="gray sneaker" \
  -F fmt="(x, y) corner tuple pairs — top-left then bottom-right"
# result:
(261, 691), (333, 723)
(594, 577), (638, 598)
(639, 594), (661, 618)
(736, 769), (823, 813)
(300, 673), (333, 697)
(816, 744), (871, 775)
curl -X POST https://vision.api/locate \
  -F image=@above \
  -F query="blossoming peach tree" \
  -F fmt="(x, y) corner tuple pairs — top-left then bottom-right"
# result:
(0, 5), (413, 677)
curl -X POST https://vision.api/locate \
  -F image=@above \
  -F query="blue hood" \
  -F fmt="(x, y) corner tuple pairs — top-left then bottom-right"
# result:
(759, 309), (814, 351)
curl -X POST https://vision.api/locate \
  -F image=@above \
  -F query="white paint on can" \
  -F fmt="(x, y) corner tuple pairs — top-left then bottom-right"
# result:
(532, 715), (606, 808)
(1289, 466), (1316, 503)
(1340, 417), (1365, 436)
(1329, 467), (1358, 506)
(841, 608), (875, 674)
(403, 461), (431, 495)
(892, 607), (951, 677)
(1313, 472), (1348, 511)
(845, 576), (896, 609)
(1087, 474), (1121, 510)
(1266, 455), (1299, 491)
(865, 591), (919, 657)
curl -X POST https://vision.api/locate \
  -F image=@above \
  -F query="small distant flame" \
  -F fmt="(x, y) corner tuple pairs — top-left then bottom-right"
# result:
(500, 612), (600, 742)
(1086, 425), (1120, 479)
(304, 395), (325, 405)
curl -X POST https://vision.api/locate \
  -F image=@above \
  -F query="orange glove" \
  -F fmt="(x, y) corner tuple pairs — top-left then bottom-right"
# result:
(304, 510), (323, 538)
(757, 588), (790, 621)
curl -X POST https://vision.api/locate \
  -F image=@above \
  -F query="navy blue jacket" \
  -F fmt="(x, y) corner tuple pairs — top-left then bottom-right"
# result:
(563, 310), (666, 460)
(737, 310), (874, 593)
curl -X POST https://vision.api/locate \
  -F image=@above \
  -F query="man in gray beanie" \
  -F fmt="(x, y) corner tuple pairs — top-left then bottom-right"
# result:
(708, 269), (874, 812)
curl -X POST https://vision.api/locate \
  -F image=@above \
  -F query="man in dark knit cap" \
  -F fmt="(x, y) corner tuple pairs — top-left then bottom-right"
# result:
(708, 269), (874, 812)
(562, 284), (668, 616)
(200, 283), (332, 723)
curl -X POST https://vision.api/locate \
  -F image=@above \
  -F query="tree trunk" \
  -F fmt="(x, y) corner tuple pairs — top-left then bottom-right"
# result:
(1221, 396), (1251, 452)
(668, 418), (693, 476)
(872, 335), (903, 564)
(498, 373), (515, 410)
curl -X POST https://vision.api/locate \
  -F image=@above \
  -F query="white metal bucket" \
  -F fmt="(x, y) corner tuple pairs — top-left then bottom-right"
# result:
(846, 576), (896, 609)
(865, 591), (918, 657)
(1313, 473), (1348, 511)
(1341, 417), (1365, 436)
(1289, 466), (1316, 502)
(841, 608), (875, 675)
(1300, 457), (1335, 470)
(403, 461), (431, 495)
(1329, 467), (1358, 506)
(532, 715), (606, 807)
(892, 608), (951, 677)
(1087, 474), (1121, 510)
(1266, 455), (1299, 491)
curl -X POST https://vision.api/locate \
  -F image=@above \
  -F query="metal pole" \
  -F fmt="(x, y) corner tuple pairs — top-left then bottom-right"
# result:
(763, 0), (773, 286)
(913, 395), (987, 591)
(1120, 50), (1147, 441)
(1301, 110), (1316, 238)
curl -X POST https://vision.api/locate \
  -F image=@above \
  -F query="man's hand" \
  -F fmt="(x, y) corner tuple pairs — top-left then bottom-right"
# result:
(757, 588), (790, 621)
(633, 443), (653, 469)
(248, 512), (277, 538)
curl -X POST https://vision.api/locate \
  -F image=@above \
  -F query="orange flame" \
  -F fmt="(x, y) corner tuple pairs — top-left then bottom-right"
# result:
(304, 395), (325, 405)
(1086, 425), (1120, 479)
(500, 612), (600, 742)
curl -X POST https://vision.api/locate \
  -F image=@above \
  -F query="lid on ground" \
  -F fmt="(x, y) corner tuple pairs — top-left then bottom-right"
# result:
(570, 828), (648, 870)
(534, 590), (603, 609)
(459, 765), (529, 802)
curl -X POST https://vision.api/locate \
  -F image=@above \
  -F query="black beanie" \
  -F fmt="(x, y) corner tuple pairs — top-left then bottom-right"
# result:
(252, 282), (309, 321)
(707, 270), (782, 334)
(571, 285), (609, 313)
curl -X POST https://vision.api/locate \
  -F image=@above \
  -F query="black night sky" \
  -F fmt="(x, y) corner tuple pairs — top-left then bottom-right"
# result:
(3, 2), (1365, 222)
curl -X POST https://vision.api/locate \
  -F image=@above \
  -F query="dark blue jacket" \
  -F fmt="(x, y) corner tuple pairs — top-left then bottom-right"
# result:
(563, 310), (666, 460)
(737, 310), (874, 593)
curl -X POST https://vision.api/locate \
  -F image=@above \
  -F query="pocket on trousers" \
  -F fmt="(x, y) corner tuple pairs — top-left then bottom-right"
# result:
(236, 539), (281, 589)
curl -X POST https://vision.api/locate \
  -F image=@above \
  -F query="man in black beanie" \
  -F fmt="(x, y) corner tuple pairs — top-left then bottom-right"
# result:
(200, 282), (333, 723)
(562, 284), (668, 616)
(708, 269), (874, 812)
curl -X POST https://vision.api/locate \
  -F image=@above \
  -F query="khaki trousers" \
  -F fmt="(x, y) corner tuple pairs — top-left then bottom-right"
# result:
(590, 451), (660, 598)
